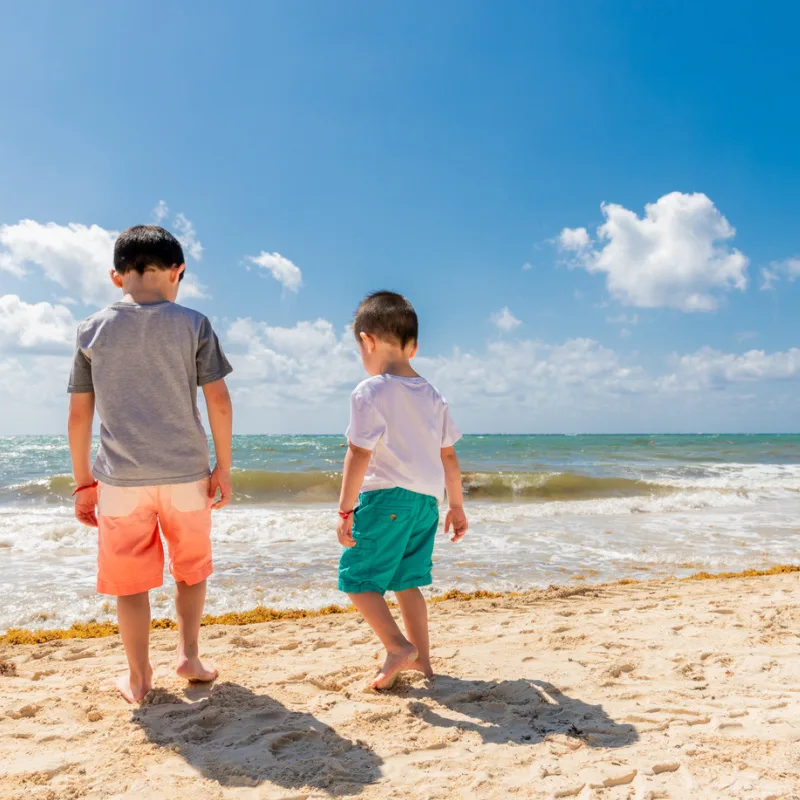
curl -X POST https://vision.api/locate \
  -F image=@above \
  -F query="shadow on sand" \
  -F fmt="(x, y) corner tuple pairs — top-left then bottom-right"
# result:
(404, 676), (638, 748)
(132, 681), (382, 796)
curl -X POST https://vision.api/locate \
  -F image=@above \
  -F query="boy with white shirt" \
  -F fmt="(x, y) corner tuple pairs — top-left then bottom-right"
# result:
(337, 291), (468, 689)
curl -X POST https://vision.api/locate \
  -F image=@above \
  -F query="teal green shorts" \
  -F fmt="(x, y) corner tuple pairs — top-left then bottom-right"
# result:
(338, 487), (439, 595)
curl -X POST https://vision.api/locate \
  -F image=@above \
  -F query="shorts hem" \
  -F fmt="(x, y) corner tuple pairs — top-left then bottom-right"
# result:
(338, 580), (387, 595)
(97, 575), (164, 597)
(171, 561), (213, 586)
(388, 575), (432, 592)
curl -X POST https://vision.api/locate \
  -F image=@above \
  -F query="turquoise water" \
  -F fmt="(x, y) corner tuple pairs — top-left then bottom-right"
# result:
(2, 434), (800, 631)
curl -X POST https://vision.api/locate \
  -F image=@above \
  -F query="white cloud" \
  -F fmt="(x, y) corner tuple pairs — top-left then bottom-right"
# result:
(660, 346), (800, 391)
(760, 257), (800, 290)
(0, 295), (75, 353)
(559, 192), (749, 311)
(490, 307), (522, 332)
(180, 274), (210, 300)
(3, 299), (800, 433)
(760, 267), (778, 291)
(735, 330), (758, 343)
(225, 318), (361, 407)
(0, 220), (120, 307)
(559, 227), (591, 252)
(521, 262), (533, 271)
(173, 213), (203, 261)
(0, 216), (209, 307)
(420, 337), (652, 411)
(152, 200), (169, 224)
(787, 258), (800, 278)
(247, 251), (303, 292)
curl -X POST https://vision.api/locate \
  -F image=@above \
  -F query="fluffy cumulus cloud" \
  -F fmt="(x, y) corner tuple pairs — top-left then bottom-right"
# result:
(225, 317), (361, 406)
(0, 216), (208, 307)
(247, 251), (303, 292)
(559, 192), (749, 311)
(0, 220), (120, 307)
(661, 346), (800, 391)
(558, 227), (591, 252)
(490, 307), (522, 331)
(421, 338), (652, 411)
(3, 301), (800, 432)
(0, 295), (75, 352)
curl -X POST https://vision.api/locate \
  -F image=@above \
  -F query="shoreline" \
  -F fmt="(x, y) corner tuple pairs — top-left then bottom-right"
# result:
(3, 562), (798, 647)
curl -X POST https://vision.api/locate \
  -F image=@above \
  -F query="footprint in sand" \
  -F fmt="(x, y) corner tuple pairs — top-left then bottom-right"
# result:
(62, 649), (96, 661)
(270, 729), (321, 758)
(229, 635), (257, 648)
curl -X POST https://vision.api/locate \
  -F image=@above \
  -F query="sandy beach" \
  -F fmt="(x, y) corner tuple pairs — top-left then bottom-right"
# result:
(1, 571), (799, 799)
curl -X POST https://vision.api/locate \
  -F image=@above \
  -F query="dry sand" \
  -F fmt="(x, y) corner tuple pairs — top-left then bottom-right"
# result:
(1, 572), (799, 800)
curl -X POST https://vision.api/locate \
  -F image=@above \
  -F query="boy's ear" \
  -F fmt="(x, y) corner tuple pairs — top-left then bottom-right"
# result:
(173, 263), (186, 284)
(408, 341), (419, 359)
(359, 331), (376, 353)
(110, 269), (124, 289)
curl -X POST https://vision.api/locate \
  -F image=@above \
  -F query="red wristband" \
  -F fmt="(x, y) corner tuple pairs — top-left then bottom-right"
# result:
(72, 481), (98, 496)
(338, 509), (354, 519)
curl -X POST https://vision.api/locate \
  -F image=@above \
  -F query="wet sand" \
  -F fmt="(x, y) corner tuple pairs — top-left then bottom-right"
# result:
(1, 572), (799, 799)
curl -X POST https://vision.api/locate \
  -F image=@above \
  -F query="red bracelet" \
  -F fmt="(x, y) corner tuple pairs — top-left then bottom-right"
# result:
(72, 481), (98, 496)
(338, 509), (354, 519)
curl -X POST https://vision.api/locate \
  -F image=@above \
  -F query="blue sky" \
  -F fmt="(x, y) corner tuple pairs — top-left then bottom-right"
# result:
(1, 1), (799, 433)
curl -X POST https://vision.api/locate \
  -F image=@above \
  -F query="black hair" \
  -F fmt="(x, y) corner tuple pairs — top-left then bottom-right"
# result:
(353, 291), (418, 348)
(113, 225), (185, 281)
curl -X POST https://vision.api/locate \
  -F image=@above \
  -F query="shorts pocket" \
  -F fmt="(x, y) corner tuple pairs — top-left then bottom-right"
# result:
(353, 503), (411, 541)
(169, 479), (211, 513)
(98, 485), (142, 518)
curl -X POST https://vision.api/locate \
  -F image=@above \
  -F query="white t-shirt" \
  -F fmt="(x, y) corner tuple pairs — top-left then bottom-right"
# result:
(346, 374), (462, 502)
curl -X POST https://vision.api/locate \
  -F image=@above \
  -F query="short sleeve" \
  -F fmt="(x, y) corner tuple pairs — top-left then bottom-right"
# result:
(197, 317), (233, 386)
(441, 404), (462, 448)
(346, 389), (386, 450)
(67, 331), (94, 394)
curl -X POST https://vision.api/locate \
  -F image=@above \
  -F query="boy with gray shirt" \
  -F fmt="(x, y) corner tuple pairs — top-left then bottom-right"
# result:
(68, 225), (233, 703)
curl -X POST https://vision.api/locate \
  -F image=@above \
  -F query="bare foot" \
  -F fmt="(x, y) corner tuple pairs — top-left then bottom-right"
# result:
(371, 644), (418, 690)
(116, 668), (153, 704)
(407, 658), (434, 679)
(176, 655), (218, 683)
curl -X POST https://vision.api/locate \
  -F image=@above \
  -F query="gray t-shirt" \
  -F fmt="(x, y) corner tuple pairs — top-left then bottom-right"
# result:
(68, 300), (233, 487)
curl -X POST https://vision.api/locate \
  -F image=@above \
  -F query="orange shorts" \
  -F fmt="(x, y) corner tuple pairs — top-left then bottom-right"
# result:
(97, 479), (213, 597)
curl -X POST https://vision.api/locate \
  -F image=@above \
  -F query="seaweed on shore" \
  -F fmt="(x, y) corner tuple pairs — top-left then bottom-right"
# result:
(2, 565), (798, 646)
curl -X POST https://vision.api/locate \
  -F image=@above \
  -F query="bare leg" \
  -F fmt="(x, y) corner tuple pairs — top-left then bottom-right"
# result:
(348, 592), (418, 689)
(175, 580), (217, 682)
(396, 588), (433, 678)
(116, 591), (153, 703)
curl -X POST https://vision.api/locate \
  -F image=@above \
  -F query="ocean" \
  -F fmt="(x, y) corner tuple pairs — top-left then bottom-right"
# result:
(2, 433), (800, 633)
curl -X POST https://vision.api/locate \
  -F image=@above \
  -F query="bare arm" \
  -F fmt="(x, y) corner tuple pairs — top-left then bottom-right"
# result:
(202, 378), (233, 509)
(336, 442), (372, 547)
(442, 445), (468, 542)
(68, 393), (98, 526)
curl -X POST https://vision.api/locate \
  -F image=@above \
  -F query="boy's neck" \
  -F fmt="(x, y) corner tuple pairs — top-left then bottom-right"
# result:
(376, 356), (419, 378)
(121, 290), (171, 305)
(119, 276), (175, 305)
